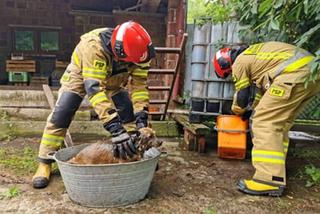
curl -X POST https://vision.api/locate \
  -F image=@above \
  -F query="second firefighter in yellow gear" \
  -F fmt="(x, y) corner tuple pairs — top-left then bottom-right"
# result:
(213, 41), (320, 196)
(33, 21), (155, 189)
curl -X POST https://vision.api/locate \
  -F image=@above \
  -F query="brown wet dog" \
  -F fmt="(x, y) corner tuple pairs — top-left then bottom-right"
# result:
(68, 127), (162, 164)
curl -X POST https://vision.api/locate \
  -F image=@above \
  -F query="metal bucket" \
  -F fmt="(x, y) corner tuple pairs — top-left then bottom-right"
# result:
(48, 144), (160, 208)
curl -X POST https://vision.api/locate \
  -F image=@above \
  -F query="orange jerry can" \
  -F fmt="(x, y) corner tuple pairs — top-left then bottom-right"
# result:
(215, 115), (248, 159)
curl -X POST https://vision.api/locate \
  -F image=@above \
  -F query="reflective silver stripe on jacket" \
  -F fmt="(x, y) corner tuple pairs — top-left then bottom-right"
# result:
(273, 50), (313, 79)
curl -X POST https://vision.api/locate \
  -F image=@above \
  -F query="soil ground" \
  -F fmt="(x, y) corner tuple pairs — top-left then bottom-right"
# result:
(0, 137), (319, 214)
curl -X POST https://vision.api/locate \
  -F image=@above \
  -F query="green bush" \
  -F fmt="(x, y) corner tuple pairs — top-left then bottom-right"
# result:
(187, 0), (238, 24)
(235, 0), (320, 83)
(304, 164), (320, 187)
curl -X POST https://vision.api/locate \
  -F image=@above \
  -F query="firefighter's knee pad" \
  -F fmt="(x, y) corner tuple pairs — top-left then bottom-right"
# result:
(84, 79), (100, 97)
(51, 91), (83, 128)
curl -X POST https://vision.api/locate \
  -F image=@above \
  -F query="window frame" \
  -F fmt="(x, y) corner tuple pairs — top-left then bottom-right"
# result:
(11, 26), (61, 55)
(12, 27), (36, 53)
(39, 29), (61, 54)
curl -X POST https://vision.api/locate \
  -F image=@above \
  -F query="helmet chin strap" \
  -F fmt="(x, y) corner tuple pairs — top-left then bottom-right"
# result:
(114, 40), (127, 58)
(114, 22), (130, 59)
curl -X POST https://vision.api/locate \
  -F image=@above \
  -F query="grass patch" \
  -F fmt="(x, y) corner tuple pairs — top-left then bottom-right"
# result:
(0, 146), (38, 175)
(0, 110), (10, 121)
(0, 110), (18, 140)
(0, 124), (18, 141)
(0, 186), (20, 199)
(203, 207), (217, 214)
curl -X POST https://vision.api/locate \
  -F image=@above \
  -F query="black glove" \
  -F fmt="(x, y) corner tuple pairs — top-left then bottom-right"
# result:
(135, 110), (148, 130)
(104, 116), (137, 159)
(241, 110), (253, 121)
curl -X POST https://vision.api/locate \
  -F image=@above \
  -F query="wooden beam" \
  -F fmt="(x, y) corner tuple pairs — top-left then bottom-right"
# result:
(154, 47), (181, 54)
(141, 0), (161, 13)
(42, 85), (74, 147)
(124, 0), (144, 11)
(0, 120), (180, 138)
(0, 107), (90, 121)
(171, 114), (210, 135)
(0, 89), (91, 109)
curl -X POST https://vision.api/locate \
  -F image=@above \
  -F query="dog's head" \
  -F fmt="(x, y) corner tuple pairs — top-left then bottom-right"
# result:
(133, 127), (162, 153)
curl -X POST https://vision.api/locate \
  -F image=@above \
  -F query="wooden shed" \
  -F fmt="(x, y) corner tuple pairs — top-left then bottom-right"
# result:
(0, 0), (186, 91)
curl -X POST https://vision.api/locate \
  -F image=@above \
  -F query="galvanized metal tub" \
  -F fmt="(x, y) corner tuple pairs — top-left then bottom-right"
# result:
(48, 144), (160, 208)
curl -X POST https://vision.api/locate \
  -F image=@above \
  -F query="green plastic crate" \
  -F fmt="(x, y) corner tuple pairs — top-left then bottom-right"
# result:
(8, 72), (29, 83)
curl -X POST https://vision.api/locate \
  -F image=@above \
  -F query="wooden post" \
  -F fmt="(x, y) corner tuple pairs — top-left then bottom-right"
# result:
(162, 33), (188, 120)
(42, 85), (74, 147)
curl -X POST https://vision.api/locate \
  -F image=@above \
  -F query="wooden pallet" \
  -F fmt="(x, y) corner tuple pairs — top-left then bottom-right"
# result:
(6, 60), (36, 72)
(171, 114), (211, 153)
(13, 83), (28, 86)
(55, 61), (69, 70)
(30, 76), (49, 86)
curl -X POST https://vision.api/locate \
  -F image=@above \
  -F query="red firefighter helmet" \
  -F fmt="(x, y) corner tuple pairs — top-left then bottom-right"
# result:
(212, 48), (233, 78)
(111, 21), (155, 63)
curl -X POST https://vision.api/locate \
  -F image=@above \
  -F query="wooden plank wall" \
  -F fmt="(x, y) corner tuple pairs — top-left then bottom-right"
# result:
(0, 89), (91, 121)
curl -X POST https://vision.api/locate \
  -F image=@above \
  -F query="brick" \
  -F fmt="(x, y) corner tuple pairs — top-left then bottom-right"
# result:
(166, 35), (176, 47)
(198, 136), (206, 153)
(0, 40), (7, 47)
(64, 35), (72, 43)
(25, 10), (35, 17)
(64, 16), (74, 26)
(53, 18), (61, 26)
(90, 16), (102, 25)
(167, 8), (176, 22)
(75, 25), (84, 34)
(6, 0), (15, 8)
(182, 129), (206, 153)
(36, 2), (48, 10)
(52, 3), (60, 10)
(165, 59), (176, 69)
(31, 18), (38, 25)
(64, 42), (73, 50)
(102, 17), (115, 27)
(75, 34), (82, 40)
(26, 1), (34, 9)
(183, 129), (196, 151)
(17, 0), (27, 8)
(19, 10), (27, 16)
(37, 10), (47, 18)
(64, 27), (73, 34)
(168, 0), (180, 8)
(75, 16), (85, 25)
(167, 54), (177, 61)
(39, 18), (49, 25)
(0, 32), (7, 40)
(167, 21), (177, 35)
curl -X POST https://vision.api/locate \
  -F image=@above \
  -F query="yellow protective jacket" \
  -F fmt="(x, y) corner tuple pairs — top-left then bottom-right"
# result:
(231, 41), (314, 115)
(62, 28), (150, 123)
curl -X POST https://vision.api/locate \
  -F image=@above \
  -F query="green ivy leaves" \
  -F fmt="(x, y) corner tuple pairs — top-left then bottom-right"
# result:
(235, 0), (320, 83)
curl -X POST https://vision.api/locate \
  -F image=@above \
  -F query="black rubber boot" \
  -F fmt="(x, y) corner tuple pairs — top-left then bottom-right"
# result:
(32, 177), (49, 189)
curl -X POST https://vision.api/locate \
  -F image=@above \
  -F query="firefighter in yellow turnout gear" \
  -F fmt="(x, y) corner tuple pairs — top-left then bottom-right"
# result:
(32, 21), (155, 189)
(213, 41), (320, 196)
